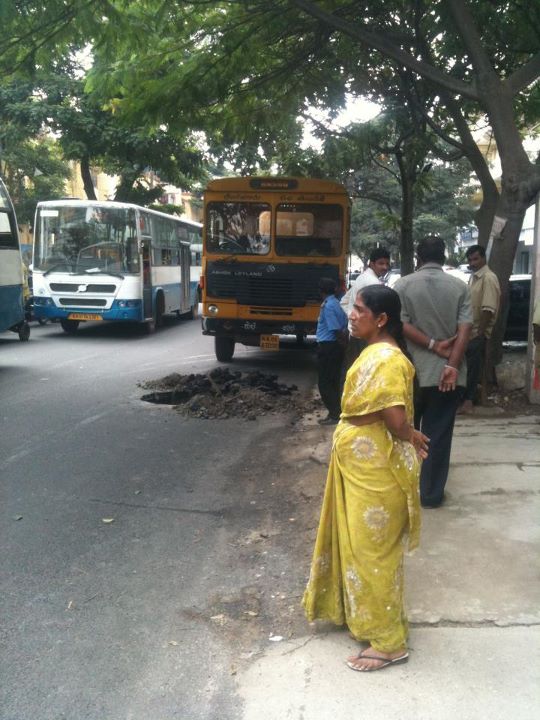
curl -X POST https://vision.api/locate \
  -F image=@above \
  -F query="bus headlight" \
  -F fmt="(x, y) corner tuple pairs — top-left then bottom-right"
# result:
(208, 305), (219, 315)
(34, 296), (54, 306)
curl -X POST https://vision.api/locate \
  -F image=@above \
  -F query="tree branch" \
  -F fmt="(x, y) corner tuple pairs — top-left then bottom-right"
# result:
(289, 0), (479, 100)
(443, 0), (498, 80)
(506, 52), (540, 96)
(353, 190), (397, 214)
(370, 152), (400, 183)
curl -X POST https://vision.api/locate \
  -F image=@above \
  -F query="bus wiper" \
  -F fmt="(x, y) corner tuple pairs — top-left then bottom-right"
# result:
(81, 268), (125, 279)
(43, 262), (70, 276)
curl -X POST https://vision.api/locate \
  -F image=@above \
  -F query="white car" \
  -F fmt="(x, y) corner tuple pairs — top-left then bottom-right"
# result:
(386, 266), (469, 286)
(443, 265), (470, 284)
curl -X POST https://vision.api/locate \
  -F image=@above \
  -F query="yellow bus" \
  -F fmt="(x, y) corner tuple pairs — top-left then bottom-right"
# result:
(201, 176), (350, 361)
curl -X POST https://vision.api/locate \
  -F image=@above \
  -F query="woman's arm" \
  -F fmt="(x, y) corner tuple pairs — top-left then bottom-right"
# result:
(381, 405), (430, 459)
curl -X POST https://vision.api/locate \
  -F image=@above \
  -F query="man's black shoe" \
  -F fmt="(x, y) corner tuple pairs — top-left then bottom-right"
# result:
(421, 495), (445, 509)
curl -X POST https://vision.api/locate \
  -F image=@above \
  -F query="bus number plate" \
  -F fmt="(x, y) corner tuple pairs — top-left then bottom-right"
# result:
(68, 313), (103, 321)
(260, 334), (279, 351)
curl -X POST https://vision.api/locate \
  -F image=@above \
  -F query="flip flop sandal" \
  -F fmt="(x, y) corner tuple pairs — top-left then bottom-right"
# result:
(346, 652), (409, 672)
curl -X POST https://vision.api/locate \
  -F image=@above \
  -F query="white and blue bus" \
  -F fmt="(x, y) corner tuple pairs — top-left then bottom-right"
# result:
(190, 240), (203, 304)
(32, 200), (199, 333)
(0, 177), (30, 341)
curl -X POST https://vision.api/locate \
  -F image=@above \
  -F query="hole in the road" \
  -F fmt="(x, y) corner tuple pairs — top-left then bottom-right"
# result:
(140, 367), (310, 420)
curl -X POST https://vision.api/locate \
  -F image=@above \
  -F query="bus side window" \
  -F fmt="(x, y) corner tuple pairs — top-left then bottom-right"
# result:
(0, 211), (17, 248)
(162, 248), (172, 266)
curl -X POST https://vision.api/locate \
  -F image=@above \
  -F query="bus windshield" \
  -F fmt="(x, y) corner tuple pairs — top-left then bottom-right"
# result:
(275, 203), (343, 257)
(206, 202), (271, 255)
(205, 200), (343, 257)
(34, 204), (139, 274)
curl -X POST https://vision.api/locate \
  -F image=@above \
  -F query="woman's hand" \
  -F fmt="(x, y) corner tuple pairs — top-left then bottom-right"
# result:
(409, 428), (429, 460)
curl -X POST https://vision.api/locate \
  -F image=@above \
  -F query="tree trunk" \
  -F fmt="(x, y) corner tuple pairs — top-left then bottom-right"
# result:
(474, 190), (499, 247)
(487, 190), (528, 364)
(114, 170), (139, 202)
(80, 156), (96, 200)
(443, 95), (500, 247)
(396, 152), (415, 276)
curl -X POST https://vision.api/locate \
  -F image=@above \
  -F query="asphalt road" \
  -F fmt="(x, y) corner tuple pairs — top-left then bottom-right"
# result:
(0, 316), (318, 720)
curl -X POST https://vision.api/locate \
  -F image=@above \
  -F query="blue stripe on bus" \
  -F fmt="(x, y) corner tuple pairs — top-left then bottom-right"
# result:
(33, 299), (144, 322)
(0, 285), (24, 333)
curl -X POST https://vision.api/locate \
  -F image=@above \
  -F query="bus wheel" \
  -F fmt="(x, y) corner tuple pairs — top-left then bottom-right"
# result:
(215, 336), (235, 362)
(186, 302), (198, 320)
(18, 322), (31, 341)
(60, 319), (79, 334)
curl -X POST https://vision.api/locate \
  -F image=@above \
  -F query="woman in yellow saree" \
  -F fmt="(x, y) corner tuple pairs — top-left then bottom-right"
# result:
(302, 285), (429, 672)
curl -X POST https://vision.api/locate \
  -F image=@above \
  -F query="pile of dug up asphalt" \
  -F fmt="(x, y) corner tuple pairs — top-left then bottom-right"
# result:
(140, 367), (310, 420)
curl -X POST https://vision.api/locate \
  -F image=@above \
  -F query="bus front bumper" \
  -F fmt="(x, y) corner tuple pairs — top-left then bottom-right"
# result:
(202, 316), (317, 338)
(33, 298), (143, 322)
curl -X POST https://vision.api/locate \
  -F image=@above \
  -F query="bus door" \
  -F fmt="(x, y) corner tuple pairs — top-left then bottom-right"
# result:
(141, 237), (153, 319)
(180, 242), (191, 310)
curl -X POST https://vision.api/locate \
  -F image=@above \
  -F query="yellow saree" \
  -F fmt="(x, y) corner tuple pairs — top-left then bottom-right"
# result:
(302, 343), (421, 652)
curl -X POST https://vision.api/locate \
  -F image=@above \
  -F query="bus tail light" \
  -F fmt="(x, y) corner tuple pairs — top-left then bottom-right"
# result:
(199, 275), (205, 290)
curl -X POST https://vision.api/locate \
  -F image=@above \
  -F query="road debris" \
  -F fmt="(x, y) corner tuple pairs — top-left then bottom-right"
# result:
(140, 367), (316, 420)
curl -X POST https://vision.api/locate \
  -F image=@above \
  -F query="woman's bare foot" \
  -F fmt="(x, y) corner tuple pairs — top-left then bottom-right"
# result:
(346, 645), (408, 672)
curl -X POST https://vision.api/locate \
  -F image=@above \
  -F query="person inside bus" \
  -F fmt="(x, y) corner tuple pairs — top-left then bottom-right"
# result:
(237, 234), (252, 252)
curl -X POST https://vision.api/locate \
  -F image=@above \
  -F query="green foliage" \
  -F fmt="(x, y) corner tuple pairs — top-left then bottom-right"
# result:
(148, 203), (184, 216)
(0, 137), (71, 225)
(0, 0), (537, 264)
(0, 63), (206, 206)
(349, 158), (476, 259)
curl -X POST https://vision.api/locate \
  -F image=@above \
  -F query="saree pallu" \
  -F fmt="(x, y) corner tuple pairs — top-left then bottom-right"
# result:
(302, 343), (421, 652)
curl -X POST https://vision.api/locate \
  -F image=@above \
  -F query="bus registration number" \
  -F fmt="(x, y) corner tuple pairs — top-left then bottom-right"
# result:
(68, 313), (103, 321)
(260, 334), (279, 351)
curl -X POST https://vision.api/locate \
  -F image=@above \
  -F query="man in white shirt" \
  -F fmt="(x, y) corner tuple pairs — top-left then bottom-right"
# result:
(341, 247), (390, 368)
(341, 247), (391, 317)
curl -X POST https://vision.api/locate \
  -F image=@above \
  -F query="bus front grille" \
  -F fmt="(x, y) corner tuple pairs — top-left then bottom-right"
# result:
(207, 261), (339, 306)
(249, 306), (293, 316)
(50, 283), (117, 293)
(58, 298), (107, 307)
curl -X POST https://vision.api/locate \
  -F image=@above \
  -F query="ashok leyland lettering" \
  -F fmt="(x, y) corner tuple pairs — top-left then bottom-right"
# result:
(32, 200), (200, 333)
(201, 177), (350, 361)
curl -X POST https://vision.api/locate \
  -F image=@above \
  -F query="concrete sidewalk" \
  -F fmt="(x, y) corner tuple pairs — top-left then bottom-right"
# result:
(236, 414), (540, 720)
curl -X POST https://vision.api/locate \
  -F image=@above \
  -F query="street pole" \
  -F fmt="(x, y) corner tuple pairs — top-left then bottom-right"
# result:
(527, 193), (540, 404)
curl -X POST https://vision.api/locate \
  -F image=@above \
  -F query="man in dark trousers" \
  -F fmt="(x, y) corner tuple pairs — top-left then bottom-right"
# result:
(458, 244), (500, 414)
(316, 277), (348, 425)
(394, 236), (472, 508)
